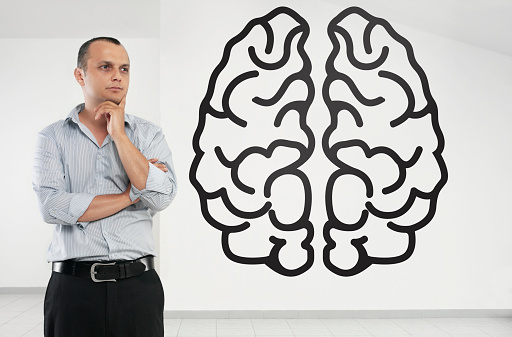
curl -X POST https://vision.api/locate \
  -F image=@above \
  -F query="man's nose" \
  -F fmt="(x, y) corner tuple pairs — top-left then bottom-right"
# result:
(112, 69), (122, 81)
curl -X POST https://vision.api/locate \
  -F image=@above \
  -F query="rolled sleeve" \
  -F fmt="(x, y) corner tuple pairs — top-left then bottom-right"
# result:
(146, 163), (173, 194)
(130, 163), (177, 211)
(33, 129), (96, 226)
(35, 188), (95, 226)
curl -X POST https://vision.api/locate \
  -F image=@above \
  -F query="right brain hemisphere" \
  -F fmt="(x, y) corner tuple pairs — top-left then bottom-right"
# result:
(191, 7), (314, 276)
(323, 8), (447, 275)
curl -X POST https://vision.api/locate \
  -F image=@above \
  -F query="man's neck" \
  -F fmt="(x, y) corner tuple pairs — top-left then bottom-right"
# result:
(79, 100), (105, 126)
(79, 108), (109, 146)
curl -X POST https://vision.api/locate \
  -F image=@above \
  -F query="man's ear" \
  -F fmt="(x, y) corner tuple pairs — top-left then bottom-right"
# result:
(74, 67), (85, 86)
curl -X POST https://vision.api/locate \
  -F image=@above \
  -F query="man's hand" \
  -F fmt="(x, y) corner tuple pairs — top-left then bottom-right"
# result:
(94, 96), (127, 141)
(149, 158), (168, 172)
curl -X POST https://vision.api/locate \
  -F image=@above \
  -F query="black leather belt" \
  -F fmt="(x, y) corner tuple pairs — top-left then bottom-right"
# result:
(52, 256), (155, 282)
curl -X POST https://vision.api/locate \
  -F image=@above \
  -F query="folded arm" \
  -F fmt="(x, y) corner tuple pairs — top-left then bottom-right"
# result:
(77, 183), (137, 222)
(33, 132), (153, 225)
(95, 99), (177, 211)
(128, 127), (178, 211)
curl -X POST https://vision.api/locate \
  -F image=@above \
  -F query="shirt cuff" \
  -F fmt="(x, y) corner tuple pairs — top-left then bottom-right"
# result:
(130, 163), (172, 199)
(49, 193), (95, 226)
(146, 163), (173, 193)
(129, 184), (142, 202)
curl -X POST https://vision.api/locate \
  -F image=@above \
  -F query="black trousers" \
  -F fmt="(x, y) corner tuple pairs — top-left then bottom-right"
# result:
(44, 269), (164, 337)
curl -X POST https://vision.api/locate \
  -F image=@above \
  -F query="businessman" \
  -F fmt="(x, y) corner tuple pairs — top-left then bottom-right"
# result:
(33, 37), (177, 337)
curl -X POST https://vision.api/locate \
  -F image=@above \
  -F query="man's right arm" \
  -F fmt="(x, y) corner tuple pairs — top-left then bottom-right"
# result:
(77, 184), (137, 222)
(33, 131), (131, 226)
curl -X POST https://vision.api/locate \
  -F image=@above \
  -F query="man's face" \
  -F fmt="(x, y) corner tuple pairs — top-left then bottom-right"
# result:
(78, 41), (130, 106)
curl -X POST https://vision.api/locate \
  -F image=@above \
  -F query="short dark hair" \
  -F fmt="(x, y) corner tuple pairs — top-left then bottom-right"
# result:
(77, 37), (122, 72)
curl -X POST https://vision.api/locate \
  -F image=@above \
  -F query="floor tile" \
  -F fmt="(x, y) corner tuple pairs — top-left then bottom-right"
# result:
(217, 319), (253, 329)
(392, 318), (449, 335)
(0, 322), (39, 337)
(252, 319), (290, 329)
(177, 326), (217, 336)
(1, 295), (43, 312)
(291, 327), (333, 336)
(164, 318), (181, 336)
(0, 295), (24, 309)
(253, 328), (294, 336)
(180, 319), (216, 328)
(20, 323), (43, 337)
(0, 310), (23, 319)
(217, 327), (255, 336)
(494, 318), (512, 327)
(407, 333), (450, 337)
(287, 319), (327, 329)
(8, 310), (43, 325)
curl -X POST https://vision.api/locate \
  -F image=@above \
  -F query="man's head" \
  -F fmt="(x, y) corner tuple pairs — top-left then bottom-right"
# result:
(74, 37), (130, 106)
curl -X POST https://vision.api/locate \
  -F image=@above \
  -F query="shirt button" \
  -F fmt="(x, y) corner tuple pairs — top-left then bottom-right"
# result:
(98, 181), (103, 185)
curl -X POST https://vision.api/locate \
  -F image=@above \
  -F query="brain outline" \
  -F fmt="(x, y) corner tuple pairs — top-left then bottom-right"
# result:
(322, 7), (448, 276)
(190, 6), (448, 277)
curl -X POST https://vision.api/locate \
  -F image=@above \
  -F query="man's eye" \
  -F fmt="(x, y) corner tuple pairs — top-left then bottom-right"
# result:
(121, 68), (129, 72)
(100, 65), (109, 69)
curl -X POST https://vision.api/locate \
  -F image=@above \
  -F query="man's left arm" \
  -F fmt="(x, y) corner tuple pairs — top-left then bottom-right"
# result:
(95, 98), (177, 211)
(129, 128), (178, 211)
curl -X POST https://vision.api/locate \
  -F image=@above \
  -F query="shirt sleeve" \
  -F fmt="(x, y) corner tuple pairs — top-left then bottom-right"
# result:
(32, 131), (95, 226)
(129, 125), (177, 211)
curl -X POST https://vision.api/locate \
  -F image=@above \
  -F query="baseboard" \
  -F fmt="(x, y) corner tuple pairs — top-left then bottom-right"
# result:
(0, 287), (46, 294)
(164, 309), (512, 319)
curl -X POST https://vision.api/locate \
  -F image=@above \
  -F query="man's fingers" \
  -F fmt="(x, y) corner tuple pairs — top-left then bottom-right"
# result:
(94, 104), (112, 120)
(157, 164), (168, 172)
(94, 100), (123, 119)
(148, 158), (168, 172)
(94, 101), (113, 113)
(155, 163), (168, 172)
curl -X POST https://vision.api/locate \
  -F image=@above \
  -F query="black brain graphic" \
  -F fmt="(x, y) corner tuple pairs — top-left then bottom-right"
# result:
(190, 7), (447, 277)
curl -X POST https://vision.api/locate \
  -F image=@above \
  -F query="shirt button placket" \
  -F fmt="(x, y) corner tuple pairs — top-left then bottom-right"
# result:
(97, 147), (112, 256)
(96, 150), (103, 189)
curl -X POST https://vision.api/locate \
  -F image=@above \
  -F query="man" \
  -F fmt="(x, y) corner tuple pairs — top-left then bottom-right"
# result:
(33, 37), (177, 337)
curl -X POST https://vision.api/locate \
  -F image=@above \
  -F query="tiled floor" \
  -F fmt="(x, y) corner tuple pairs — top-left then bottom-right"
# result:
(1, 294), (511, 337)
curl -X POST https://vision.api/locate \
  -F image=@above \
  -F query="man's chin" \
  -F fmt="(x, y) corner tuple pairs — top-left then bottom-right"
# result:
(103, 95), (124, 105)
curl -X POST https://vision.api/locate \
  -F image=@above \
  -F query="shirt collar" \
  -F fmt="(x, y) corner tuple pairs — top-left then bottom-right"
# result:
(65, 103), (133, 127)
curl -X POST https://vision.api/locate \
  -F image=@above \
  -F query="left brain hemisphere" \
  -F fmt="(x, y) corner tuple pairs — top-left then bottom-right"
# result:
(191, 7), (315, 276)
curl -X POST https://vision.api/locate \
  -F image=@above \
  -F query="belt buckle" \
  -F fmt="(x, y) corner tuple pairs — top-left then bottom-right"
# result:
(90, 262), (117, 282)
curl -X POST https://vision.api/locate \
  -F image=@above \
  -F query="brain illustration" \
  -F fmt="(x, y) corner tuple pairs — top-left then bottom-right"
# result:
(190, 6), (448, 276)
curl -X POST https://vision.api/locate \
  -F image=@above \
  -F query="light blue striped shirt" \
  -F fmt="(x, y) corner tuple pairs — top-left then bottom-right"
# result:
(33, 103), (177, 262)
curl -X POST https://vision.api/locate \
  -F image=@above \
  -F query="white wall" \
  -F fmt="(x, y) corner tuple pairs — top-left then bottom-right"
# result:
(159, 0), (512, 310)
(1, 0), (511, 312)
